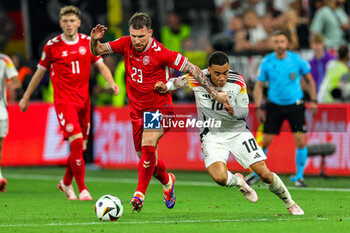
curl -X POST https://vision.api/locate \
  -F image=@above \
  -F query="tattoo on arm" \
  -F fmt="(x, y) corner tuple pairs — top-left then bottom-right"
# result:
(173, 76), (188, 88)
(183, 62), (218, 99)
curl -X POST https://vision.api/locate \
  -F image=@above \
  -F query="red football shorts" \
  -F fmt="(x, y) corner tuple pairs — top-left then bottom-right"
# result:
(131, 107), (174, 152)
(54, 103), (91, 140)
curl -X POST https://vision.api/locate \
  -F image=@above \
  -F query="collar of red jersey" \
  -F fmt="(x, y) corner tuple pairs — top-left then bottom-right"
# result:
(61, 33), (79, 45)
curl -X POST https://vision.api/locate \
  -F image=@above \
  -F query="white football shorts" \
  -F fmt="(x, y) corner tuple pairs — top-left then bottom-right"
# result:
(201, 128), (267, 168)
(0, 119), (8, 138)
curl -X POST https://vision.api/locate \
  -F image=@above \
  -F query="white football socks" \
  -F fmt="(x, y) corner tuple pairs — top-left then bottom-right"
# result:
(0, 167), (3, 179)
(266, 173), (295, 208)
(226, 171), (242, 187)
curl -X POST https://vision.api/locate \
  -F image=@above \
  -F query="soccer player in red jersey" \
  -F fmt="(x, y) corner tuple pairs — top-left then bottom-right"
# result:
(19, 6), (119, 201)
(90, 12), (228, 212)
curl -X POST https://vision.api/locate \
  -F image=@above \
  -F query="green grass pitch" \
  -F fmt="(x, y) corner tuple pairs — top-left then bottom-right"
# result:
(0, 167), (349, 233)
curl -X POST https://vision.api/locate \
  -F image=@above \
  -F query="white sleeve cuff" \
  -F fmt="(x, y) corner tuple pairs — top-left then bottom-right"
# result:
(166, 80), (175, 91)
(37, 64), (47, 71)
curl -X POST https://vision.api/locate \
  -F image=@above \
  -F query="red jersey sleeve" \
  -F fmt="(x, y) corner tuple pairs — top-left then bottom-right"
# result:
(159, 45), (188, 72)
(105, 36), (129, 55)
(91, 53), (102, 64)
(38, 41), (53, 70)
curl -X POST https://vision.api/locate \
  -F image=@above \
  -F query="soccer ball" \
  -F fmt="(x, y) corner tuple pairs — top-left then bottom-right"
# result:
(95, 195), (123, 221)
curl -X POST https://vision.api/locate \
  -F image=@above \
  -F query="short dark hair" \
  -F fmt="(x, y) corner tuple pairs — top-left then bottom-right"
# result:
(272, 28), (291, 43)
(208, 51), (229, 67)
(338, 46), (349, 60)
(129, 12), (152, 30)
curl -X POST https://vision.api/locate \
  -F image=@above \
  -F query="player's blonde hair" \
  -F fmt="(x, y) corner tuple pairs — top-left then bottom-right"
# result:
(310, 33), (324, 44)
(59, 5), (80, 19)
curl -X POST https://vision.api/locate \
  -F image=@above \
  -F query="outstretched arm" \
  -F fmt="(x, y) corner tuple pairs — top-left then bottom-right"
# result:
(95, 61), (120, 95)
(154, 75), (188, 93)
(182, 61), (227, 103)
(90, 24), (110, 56)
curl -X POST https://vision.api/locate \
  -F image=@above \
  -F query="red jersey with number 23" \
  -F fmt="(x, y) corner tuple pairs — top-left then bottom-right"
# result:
(38, 33), (102, 107)
(106, 36), (188, 118)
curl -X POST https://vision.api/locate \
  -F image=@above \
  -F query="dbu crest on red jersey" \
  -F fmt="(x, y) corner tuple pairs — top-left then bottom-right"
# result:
(143, 55), (150, 65)
(79, 46), (87, 55)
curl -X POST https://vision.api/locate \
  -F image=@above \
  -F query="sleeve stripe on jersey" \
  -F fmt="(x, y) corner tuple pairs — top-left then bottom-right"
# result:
(179, 57), (188, 72)
(105, 42), (113, 54)
(37, 64), (47, 71)
(227, 76), (246, 84)
(186, 74), (201, 88)
(228, 74), (245, 83)
(94, 57), (103, 64)
(227, 73), (246, 88)
(3, 56), (15, 68)
(165, 66), (170, 81)
(174, 54), (181, 66)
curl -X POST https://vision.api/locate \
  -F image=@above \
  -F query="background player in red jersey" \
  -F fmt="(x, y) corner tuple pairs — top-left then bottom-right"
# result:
(19, 6), (119, 201)
(90, 12), (227, 212)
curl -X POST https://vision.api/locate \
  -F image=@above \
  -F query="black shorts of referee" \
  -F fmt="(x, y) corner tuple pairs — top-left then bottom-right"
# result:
(263, 100), (307, 134)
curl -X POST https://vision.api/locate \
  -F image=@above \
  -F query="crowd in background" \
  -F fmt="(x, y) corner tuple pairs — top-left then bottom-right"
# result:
(4, 0), (350, 106)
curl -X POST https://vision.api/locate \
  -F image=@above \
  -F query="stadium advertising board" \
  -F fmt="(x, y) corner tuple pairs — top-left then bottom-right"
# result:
(3, 103), (350, 176)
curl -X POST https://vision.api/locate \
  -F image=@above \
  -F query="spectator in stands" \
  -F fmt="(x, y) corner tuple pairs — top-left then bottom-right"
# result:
(241, 9), (269, 52)
(273, 0), (295, 13)
(336, 0), (350, 42)
(233, 27), (252, 52)
(311, 0), (349, 49)
(160, 12), (191, 53)
(318, 46), (350, 103)
(261, 12), (274, 36)
(0, 53), (21, 192)
(226, 15), (244, 37)
(309, 33), (335, 92)
(240, 0), (268, 18)
(211, 15), (242, 54)
(310, 0), (327, 19)
(280, 9), (310, 50)
(214, 0), (241, 32)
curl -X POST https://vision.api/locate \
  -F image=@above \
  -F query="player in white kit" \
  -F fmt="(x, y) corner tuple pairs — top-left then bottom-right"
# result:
(154, 51), (304, 215)
(0, 53), (21, 192)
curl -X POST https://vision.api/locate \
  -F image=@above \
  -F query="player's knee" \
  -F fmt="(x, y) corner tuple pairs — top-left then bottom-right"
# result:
(141, 136), (157, 146)
(211, 173), (227, 186)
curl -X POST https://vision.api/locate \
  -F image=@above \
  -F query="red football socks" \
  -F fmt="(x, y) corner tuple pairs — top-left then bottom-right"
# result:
(153, 159), (170, 185)
(68, 138), (86, 192)
(136, 146), (156, 194)
(63, 156), (73, 186)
